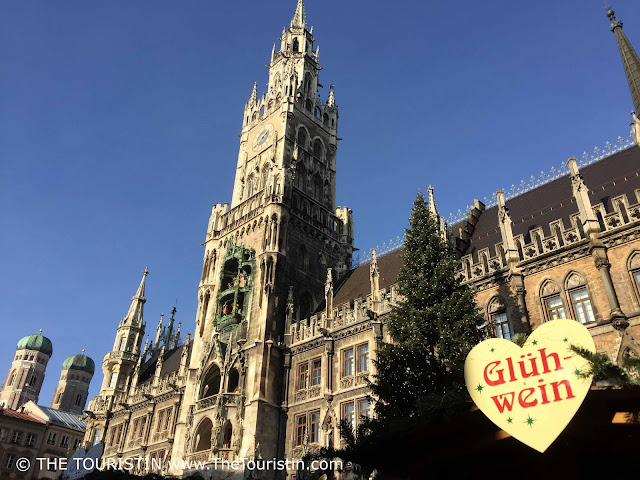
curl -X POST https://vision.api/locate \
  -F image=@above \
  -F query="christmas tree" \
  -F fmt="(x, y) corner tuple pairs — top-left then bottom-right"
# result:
(370, 191), (487, 423)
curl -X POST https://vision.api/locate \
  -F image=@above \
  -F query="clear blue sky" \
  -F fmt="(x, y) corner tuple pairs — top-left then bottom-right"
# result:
(1, 0), (638, 405)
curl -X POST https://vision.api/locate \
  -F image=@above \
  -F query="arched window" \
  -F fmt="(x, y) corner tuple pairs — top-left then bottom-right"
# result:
(193, 418), (213, 452)
(75, 394), (82, 406)
(222, 422), (233, 449)
(296, 164), (307, 191)
(199, 364), (221, 400)
(313, 174), (322, 200)
(313, 139), (324, 161)
(296, 127), (308, 150)
(305, 99), (313, 111)
(540, 280), (565, 321)
(487, 297), (510, 340)
(227, 369), (240, 393)
(628, 252), (640, 304)
(292, 38), (299, 52)
(8, 371), (16, 386)
(246, 174), (256, 198)
(565, 273), (595, 324)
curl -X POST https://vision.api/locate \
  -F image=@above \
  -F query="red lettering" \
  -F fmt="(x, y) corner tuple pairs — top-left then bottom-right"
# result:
(551, 380), (575, 402)
(491, 392), (516, 413)
(506, 357), (516, 382)
(484, 360), (505, 386)
(518, 356), (540, 378)
(518, 387), (538, 408)
(539, 348), (563, 374)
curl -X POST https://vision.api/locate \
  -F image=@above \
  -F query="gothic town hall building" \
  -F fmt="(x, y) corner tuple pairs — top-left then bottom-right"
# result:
(83, 2), (640, 479)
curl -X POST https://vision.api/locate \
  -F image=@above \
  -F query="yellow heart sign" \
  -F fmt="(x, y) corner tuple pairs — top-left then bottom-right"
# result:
(464, 319), (595, 452)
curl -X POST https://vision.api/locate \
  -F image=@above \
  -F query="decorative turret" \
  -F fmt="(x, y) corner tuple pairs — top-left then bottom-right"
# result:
(0, 330), (52, 409)
(101, 269), (148, 396)
(427, 185), (448, 242)
(325, 268), (334, 317)
(608, 7), (640, 115)
(370, 249), (380, 304)
(51, 350), (94, 414)
(495, 190), (520, 268)
(567, 157), (600, 237)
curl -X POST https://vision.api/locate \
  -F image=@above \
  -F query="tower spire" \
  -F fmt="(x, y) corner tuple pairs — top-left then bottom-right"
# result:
(123, 267), (148, 326)
(291, 0), (306, 29)
(607, 7), (640, 115)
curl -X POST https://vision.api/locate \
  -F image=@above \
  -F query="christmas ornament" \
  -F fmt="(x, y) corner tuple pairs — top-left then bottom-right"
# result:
(464, 320), (595, 452)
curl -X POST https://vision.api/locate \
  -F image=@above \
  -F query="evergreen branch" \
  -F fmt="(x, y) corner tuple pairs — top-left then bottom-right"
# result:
(570, 345), (638, 387)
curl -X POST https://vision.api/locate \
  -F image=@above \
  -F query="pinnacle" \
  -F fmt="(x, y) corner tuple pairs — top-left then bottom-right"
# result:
(291, 0), (306, 29)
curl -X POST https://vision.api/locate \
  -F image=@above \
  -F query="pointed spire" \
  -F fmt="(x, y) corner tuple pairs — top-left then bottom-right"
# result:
(271, 43), (276, 64)
(608, 7), (640, 115)
(249, 81), (258, 104)
(123, 268), (148, 326)
(291, 0), (306, 29)
(154, 313), (163, 349)
(427, 185), (438, 217)
(370, 249), (380, 303)
(327, 85), (335, 107)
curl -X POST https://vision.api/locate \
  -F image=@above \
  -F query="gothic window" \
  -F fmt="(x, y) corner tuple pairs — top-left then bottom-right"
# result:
(297, 127), (308, 150)
(296, 164), (307, 191)
(487, 297), (511, 340)
(222, 422), (232, 449)
(342, 348), (354, 377)
(199, 364), (221, 399)
(109, 373), (118, 389)
(305, 99), (313, 111)
(565, 273), (596, 324)
(309, 411), (320, 443)
(311, 358), (322, 386)
(28, 374), (37, 387)
(628, 252), (640, 304)
(55, 391), (62, 404)
(304, 73), (311, 94)
(246, 174), (256, 198)
(193, 418), (213, 452)
(293, 38), (299, 52)
(341, 401), (355, 426)
(323, 113), (329, 123)
(119, 337), (126, 351)
(569, 288), (595, 324)
(357, 343), (369, 373)
(313, 175), (322, 200)
(8, 371), (15, 386)
(295, 414), (307, 446)
(540, 280), (566, 322)
(75, 394), (82, 406)
(227, 368), (239, 392)
(297, 363), (308, 390)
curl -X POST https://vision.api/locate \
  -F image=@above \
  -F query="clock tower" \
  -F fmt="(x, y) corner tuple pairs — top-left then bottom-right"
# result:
(171, 0), (353, 474)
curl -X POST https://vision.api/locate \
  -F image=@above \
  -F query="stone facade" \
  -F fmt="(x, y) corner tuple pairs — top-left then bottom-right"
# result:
(82, 3), (640, 480)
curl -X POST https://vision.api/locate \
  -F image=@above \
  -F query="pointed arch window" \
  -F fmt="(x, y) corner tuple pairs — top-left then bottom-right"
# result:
(565, 273), (595, 324)
(488, 297), (511, 340)
(628, 252), (640, 304)
(540, 280), (566, 322)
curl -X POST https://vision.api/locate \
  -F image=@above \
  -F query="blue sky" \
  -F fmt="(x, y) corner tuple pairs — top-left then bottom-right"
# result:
(1, 0), (638, 405)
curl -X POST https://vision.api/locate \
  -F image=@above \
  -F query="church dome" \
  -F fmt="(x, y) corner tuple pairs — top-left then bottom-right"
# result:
(16, 332), (53, 356)
(62, 354), (95, 375)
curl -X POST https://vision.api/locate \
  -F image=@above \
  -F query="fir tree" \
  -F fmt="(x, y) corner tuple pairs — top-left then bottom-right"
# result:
(370, 191), (487, 423)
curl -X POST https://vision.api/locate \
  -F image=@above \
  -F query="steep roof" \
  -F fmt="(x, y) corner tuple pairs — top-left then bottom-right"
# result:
(137, 342), (191, 385)
(452, 145), (640, 261)
(322, 248), (403, 310)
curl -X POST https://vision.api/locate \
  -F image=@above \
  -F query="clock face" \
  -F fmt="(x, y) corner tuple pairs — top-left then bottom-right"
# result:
(253, 124), (274, 151)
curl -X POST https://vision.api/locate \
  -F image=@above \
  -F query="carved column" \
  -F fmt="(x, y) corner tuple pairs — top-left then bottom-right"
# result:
(593, 250), (627, 328)
(324, 337), (334, 393)
(282, 351), (291, 408)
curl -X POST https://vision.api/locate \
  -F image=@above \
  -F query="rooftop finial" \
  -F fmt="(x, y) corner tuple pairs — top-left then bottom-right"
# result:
(143, 267), (149, 277)
(81, 349), (85, 355)
(291, 0), (306, 29)
(39, 329), (43, 334)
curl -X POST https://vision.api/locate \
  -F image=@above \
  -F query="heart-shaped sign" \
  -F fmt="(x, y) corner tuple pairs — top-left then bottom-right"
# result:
(464, 319), (595, 452)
